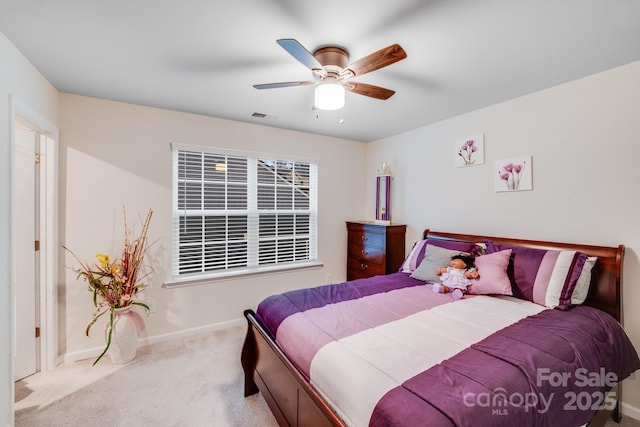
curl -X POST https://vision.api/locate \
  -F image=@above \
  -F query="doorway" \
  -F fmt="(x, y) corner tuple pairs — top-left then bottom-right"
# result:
(11, 97), (59, 382)
(13, 124), (39, 380)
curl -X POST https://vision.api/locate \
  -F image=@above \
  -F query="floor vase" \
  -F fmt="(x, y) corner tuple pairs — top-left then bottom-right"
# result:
(108, 306), (139, 364)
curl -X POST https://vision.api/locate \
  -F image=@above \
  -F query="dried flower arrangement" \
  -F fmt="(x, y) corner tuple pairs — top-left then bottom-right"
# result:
(64, 208), (154, 365)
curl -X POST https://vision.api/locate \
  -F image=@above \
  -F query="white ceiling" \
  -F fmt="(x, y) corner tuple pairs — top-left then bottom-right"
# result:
(1, 0), (639, 142)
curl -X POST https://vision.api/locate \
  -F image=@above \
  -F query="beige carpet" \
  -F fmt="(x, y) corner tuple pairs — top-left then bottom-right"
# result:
(15, 323), (640, 427)
(15, 324), (277, 427)
(609, 416), (640, 427)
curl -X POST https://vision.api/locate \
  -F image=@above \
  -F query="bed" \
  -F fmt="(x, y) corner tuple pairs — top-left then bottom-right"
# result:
(241, 229), (640, 426)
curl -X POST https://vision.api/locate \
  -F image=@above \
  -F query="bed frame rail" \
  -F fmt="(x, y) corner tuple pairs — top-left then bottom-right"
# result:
(242, 309), (345, 427)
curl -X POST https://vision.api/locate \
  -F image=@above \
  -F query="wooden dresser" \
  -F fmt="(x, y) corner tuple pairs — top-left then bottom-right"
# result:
(346, 221), (406, 281)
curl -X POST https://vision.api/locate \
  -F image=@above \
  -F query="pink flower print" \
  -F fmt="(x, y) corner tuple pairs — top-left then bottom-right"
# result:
(499, 161), (526, 190)
(458, 139), (478, 165)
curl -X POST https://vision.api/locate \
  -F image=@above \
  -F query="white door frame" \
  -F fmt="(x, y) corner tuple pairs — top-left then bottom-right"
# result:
(10, 95), (59, 372)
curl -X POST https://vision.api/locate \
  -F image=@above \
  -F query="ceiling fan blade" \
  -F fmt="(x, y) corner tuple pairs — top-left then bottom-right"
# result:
(346, 82), (396, 100)
(253, 81), (315, 89)
(343, 44), (407, 77)
(277, 38), (324, 71)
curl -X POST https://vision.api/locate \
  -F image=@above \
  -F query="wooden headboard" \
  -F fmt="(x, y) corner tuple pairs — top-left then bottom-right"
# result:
(423, 229), (625, 322)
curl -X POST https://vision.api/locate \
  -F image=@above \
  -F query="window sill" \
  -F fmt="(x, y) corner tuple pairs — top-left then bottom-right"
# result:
(163, 260), (325, 289)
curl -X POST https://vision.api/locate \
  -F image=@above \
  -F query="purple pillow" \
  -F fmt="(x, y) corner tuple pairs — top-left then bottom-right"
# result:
(399, 240), (428, 273)
(484, 240), (587, 309)
(400, 238), (480, 273)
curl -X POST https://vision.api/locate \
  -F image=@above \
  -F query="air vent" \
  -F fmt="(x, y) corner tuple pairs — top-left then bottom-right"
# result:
(250, 112), (278, 120)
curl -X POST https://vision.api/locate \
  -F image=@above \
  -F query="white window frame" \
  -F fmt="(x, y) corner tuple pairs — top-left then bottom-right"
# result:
(166, 144), (321, 287)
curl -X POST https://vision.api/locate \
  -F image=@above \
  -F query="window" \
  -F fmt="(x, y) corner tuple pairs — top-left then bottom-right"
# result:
(171, 145), (318, 281)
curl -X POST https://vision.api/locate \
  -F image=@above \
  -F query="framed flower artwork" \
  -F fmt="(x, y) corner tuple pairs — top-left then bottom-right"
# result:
(494, 156), (532, 192)
(454, 134), (485, 167)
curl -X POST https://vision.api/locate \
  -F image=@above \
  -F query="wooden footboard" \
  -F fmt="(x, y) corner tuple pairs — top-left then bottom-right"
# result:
(241, 309), (345, 427)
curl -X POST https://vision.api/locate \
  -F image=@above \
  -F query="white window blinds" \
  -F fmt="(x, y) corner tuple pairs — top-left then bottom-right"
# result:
(172, 147), (318, 279)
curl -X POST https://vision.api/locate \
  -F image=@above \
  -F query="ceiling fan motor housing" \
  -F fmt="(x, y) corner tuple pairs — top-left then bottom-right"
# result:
(313, 46), (349, 70)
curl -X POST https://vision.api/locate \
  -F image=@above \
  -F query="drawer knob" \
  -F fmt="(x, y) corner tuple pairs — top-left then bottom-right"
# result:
(361, 249), (367, 255)
(361, 235), (367, 241)
(360, 263), (368, 270)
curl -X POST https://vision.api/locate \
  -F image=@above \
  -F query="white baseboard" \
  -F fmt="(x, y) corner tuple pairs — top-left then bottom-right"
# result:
(622, 402), (640, 421)
(62, 317), (245, 364)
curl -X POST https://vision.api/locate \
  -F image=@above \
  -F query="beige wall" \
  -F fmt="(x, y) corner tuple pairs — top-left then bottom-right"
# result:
(0, 31), (59, 426)
(366, 60), (640, 415)
(58, 94), (367, 357)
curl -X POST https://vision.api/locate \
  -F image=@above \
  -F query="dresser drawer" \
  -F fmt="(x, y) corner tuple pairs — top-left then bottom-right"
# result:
(347, 257), (385, 276)
(347, 229), (385, 249)
(347, 243), (385, 264)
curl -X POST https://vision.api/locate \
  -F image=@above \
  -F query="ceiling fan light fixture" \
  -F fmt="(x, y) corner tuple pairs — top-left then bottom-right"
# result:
(315, 80), (345, 110)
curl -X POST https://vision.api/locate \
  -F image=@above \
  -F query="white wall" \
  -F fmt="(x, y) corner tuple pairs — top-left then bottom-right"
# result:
(58, 94), (367, 357)
(366, 60), (640, 414)
(0, 31), (59, 427)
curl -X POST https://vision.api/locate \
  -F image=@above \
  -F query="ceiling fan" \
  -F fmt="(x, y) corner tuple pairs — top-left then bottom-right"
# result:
(253, 38), (407, 110)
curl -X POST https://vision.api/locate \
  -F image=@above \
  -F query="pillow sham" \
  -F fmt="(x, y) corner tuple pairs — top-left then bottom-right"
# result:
(400, 238), (481, 273)
(400, 240), (429, 273)
(410, 245), (470, 282)
(570, 256), (597, 305)
(484, 240), (588, 309)
(467, 249), (513, 295)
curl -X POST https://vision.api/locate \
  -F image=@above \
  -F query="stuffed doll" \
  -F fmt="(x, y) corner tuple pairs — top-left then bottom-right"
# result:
(432, 254), (479, 300)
